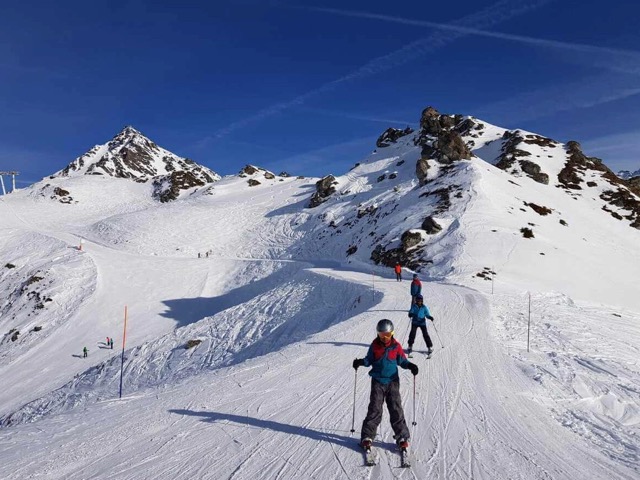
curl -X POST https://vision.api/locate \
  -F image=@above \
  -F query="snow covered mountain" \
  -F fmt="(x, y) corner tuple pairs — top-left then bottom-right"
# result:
(43, 126), (220, 203)
(0, 107), (638, 479)
(618, 168), (640, 180)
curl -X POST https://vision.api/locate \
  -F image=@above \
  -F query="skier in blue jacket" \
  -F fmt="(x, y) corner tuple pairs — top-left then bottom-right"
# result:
(407, 294), (434, 355)
(410, 274), (422, 304)
(353, 319), (418, 450)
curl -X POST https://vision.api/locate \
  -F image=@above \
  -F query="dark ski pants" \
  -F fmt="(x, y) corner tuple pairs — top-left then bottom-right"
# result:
(395, 273), (402, 282)
(361, 379), (410, 442)
(408, 324), (433, 349)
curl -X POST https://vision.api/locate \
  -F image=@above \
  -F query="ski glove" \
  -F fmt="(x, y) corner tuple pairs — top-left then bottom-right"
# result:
(353, 358), (365, 370)
(427, 315), (434, 321)
(408, 313), (415, 319)
(407, 363), (419, 376)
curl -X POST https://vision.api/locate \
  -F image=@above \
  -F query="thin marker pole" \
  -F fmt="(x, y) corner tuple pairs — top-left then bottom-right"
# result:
(372, 270), (375, 302)
(119, 306), (128, 399)
(527, 293), (531, 353)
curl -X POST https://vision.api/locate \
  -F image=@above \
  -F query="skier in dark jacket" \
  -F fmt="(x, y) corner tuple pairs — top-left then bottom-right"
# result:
(83, 346), (88, 358)
(407, 294), (434, 355)
(352, 319), (418, 450)
(410, 274), (422, 304)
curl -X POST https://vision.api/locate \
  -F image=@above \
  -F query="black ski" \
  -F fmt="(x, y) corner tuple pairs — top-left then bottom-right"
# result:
(400, 447), (411, 468)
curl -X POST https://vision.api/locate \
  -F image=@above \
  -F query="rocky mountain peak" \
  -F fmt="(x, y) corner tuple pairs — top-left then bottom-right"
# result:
(51, 127), (221, 202)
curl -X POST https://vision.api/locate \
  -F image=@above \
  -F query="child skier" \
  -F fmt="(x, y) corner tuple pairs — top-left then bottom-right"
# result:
(407, 294), (434, 355)
(410, 274), (422, 304)
(352, 319), (418, 451)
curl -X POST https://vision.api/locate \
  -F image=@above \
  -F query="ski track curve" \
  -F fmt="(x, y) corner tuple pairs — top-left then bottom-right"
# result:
(1, 193), (637, 479)
(1, 272), (636, 479)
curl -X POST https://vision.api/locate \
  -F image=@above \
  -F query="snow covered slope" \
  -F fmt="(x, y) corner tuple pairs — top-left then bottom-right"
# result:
(0, 107), (638, 479)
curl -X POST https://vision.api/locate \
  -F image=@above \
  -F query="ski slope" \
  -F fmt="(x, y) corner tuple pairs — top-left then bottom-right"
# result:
(1, 270), (637, 479)
(1, 119), (639, 479)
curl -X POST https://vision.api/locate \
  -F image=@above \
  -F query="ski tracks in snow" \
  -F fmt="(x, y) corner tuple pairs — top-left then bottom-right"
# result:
(0, 271), (637, 479)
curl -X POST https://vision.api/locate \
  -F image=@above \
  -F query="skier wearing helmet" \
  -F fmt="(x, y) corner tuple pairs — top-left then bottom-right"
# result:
(407, 294), (434, 355)
(352, 319), (418, 451)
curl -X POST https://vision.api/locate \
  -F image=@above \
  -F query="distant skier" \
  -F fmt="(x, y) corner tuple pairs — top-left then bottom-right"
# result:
(410, 274), (422, 304)
(83, 346), (88, 358)
(106, 336), (110, 346)
(352, 319), (418, 451)
(394, 263), (402, 282)
(110, 338), (114, 349)
(407, 294), (434, 355)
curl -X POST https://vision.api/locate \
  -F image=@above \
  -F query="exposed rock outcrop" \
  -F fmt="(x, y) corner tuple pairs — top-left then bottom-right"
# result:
(415, 158), (430, 186)
(376, 127), (414, 148)
(432, 131), (471, 164)
(421, 216), (442, 234)
(496, 131), (550, 184)
(153, 170), (207, 203)
(308, 175), (338, 208)
(401, 230), (423, 250)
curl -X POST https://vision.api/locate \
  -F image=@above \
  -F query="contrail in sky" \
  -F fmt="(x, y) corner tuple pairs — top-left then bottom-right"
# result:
(209, 0), (554, 140)
(314, 7), (640, 74)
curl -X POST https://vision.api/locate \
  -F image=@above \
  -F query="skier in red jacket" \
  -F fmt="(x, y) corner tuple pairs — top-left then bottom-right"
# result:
(394, 263), (402, 282)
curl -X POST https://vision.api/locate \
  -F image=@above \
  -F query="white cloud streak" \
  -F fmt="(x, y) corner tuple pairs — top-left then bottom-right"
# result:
(474, 73), (640, 124)
(313, 7), (640, 75)
(297, 107), (412, 126)
(582, 132), (640, 172)
(209, 0), (554, 140)
(269, 135), (376, 175)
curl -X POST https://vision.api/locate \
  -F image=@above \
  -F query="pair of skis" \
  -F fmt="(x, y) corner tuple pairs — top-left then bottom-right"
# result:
(407, 350), (432, 359)
(363, 444), (410, 468)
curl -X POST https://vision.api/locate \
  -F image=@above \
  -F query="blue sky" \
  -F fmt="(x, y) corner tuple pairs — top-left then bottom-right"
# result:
(1, 0), (639, 185)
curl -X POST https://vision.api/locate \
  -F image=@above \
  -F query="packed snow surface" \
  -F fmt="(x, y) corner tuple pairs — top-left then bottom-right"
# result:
(0, 122), (639, 479)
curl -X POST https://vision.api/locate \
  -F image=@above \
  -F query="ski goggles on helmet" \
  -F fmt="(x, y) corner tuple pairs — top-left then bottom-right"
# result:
(377, 330), (394, 339)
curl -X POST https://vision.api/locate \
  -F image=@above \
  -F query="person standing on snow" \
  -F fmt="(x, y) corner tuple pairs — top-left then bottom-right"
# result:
(83, 346), (88, 358)
(109, 338), (114, 349)
(410, 274), (422, 304)
(407, 294), (434, 355)
(394, 263), (402, 282)
(352, 319), (418, 450)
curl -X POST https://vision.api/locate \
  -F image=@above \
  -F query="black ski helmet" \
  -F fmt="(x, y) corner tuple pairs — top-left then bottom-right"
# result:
(376, 319), (394, 333)
(415, 294), (424, 301)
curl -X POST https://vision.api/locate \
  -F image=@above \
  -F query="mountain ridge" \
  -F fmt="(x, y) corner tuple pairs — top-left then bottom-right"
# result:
(50, 125), (221, 202)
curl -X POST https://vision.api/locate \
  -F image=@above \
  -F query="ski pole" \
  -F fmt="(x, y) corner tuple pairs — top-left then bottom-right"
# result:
(431, 321), (444, 348)
(412, 375), (417, 426)
(350, 370), (358, 433)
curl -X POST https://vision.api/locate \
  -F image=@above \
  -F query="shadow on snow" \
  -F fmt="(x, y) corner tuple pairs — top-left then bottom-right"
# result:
(168, 409), (360, 452)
